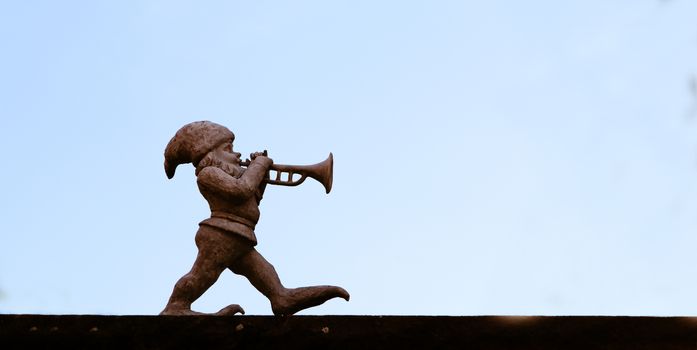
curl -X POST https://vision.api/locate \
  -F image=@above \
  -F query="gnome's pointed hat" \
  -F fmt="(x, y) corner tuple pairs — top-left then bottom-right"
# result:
(164, 121), (234, 179)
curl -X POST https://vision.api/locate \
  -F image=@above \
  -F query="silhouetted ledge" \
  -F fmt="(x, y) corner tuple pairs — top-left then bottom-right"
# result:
(2, 315), (697, 349)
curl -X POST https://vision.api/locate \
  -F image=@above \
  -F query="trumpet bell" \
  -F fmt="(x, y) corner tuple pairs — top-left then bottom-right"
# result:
(314, 153), (333, 194)
(265, 152), (334, 193)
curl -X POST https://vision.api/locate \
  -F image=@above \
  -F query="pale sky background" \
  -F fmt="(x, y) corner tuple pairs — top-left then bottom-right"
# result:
(1, 1), (696, 316)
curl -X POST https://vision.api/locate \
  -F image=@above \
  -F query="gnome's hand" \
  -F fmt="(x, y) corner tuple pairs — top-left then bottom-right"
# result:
(250, 151), (273, 167)
(250, 151), (267, 160)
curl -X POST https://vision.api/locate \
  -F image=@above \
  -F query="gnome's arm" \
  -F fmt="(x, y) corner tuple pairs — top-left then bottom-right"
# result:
(197, 157), (272, 200)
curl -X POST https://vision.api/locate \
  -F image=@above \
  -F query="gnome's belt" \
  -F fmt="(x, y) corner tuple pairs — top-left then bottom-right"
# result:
(209, 211), (257, 229)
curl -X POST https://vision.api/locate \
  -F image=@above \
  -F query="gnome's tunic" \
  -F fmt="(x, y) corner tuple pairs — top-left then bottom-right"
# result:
(196, 158), (271, 246)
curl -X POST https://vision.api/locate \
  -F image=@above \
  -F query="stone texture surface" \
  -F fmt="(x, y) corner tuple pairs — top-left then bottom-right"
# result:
(2, 315), (697, 349)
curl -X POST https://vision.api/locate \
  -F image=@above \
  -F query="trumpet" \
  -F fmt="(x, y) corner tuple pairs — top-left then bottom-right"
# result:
(240, 152), (334, 194)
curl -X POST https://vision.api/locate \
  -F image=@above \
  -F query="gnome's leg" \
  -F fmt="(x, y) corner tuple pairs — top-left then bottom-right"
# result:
(161, 226), (247, 315)
(161, 251), (225, 315)
(230, 249), (350, 316)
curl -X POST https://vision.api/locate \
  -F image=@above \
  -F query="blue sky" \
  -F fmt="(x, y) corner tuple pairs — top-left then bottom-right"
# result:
(1, 1), (696, 315)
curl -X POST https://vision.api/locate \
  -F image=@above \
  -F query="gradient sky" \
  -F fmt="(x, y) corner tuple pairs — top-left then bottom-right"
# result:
(1, 1), (696, 316)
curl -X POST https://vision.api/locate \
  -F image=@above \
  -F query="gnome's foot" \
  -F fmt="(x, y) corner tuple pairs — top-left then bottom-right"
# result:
(215, 304), (245, 316)
(160, 307), (205, 316)
(271, 286), (350, 316)
(160, 304), (244, 316)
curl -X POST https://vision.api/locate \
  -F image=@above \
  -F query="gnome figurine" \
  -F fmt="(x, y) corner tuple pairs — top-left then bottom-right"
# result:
(161, 121), (349, 316)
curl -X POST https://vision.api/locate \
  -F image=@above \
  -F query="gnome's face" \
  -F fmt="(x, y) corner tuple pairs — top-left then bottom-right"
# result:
(207, 142), (244, 177)
(216, 142), (242, 166)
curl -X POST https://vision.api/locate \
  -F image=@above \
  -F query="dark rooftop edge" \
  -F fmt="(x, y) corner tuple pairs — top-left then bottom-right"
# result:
(2, 315), (697, 349)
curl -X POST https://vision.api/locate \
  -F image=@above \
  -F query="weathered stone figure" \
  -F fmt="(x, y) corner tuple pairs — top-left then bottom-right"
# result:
(161, 121), (349, 316)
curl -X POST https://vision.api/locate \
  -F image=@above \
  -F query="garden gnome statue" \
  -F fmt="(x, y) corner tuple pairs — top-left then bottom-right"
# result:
(161, 121), (349, 316)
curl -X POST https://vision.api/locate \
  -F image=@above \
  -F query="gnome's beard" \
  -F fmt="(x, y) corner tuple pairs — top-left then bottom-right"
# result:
(219, 162), (244, 178)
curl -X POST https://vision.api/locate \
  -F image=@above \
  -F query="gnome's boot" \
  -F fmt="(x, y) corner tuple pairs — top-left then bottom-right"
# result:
(271, 285), (350, 316)
(215, 304), (245, 316)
